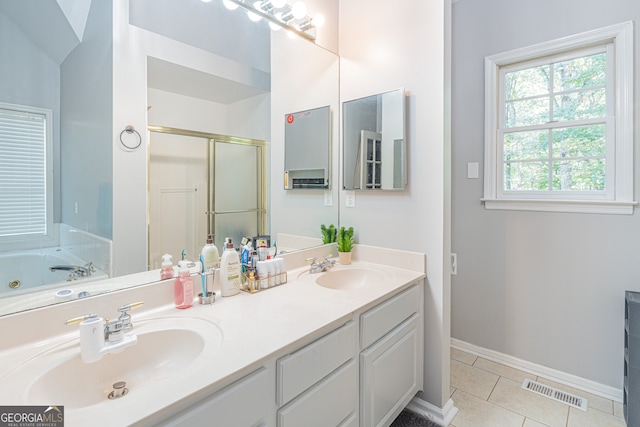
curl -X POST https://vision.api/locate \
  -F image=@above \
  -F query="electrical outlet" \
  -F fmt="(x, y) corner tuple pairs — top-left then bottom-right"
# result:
(450, 253), (457, 275)
(74, 202), (79, 215)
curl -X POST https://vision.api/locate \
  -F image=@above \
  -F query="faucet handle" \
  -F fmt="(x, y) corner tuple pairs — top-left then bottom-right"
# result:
(117, 301), (144, 334)
(65, 314), (98, 325)
(306, 257), (318, 264)
(118, 301), (144, 313)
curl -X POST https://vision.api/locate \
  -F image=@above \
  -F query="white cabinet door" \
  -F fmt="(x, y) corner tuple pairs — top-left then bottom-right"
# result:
(360, 314), (420, 427)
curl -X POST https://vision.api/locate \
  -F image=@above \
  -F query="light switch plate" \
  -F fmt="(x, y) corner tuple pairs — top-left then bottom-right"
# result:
(345, 191), (356, 208)
(324, 191), (333, 207)
(467, 162), (479, 179)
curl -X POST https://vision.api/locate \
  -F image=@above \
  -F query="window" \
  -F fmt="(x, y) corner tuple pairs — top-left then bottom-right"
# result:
(483, 22), (634, 214)
(0, 103), (52, 239)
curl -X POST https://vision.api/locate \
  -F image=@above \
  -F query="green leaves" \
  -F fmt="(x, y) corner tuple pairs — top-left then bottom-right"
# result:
(337, 226), (354, 253)
(320, 224), (336, 244)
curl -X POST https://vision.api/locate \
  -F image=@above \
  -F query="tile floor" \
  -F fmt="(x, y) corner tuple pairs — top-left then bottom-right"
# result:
(449, 347), (626, 427)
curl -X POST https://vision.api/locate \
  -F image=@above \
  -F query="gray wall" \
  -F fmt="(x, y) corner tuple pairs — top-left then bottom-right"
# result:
(452, 0), (640, 392)
(0, 11), (61, 228)
(61, 0), (113, 238)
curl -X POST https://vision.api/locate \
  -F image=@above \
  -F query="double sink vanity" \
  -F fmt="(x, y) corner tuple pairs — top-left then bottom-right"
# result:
(0, 245), (425, 427)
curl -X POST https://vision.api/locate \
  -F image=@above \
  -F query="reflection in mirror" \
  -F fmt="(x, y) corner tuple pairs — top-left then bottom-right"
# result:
(147, 127), (267, 270)
(0, 0), (339, 317)
(284, 105), (331, 190)
(343, 88), (407, 190)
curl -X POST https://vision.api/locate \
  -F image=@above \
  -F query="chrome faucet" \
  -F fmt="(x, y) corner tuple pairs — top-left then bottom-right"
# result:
(65, 301), (144, 363)
(307, 255), (336, 274)
(50, 262), (96, 281)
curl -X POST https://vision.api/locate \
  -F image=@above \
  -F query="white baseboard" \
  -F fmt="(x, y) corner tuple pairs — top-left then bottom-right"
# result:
(451, 338), (623, 403)
(406, 396), (458, 426)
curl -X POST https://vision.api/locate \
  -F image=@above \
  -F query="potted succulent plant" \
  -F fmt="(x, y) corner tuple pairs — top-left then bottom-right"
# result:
(320, 224), (337, 244)
(337, 226), (354, 265)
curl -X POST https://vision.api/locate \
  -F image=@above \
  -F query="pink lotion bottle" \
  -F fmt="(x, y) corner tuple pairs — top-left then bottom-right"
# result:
(174, 260), (194, 309)
(160, 253), (174, 280)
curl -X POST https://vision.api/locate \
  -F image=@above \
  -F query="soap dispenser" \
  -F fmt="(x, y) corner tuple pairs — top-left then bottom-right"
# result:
(160, 253), (174, 280)
(174, 260), (194, 309)
(220, 237), (240, 297)
(201, 234), (220, 270)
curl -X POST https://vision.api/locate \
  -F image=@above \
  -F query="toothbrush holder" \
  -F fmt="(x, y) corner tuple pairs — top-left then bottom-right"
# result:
(198, 269), (216, 305)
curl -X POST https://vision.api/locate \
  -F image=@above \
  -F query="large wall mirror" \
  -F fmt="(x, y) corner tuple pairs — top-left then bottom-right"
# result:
(342, 88), (407, 190)
(0, 0), (339, 316)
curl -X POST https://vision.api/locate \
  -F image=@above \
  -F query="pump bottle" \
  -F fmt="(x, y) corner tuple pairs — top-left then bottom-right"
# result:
(201, 234), (220, 270)
(160, 253), (174, 280)
(220, 237), (240, 297)
(174, 260), (194, 309)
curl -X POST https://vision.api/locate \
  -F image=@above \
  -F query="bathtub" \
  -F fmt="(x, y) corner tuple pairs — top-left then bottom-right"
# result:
(0, 248), (108, 296)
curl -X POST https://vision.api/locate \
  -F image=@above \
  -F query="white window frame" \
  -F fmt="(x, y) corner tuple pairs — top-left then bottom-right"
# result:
(483, 21), (635, 214)
(0, 102), (54, 245)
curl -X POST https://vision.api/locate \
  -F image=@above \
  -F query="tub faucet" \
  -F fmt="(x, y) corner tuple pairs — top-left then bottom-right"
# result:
(65, 301), (144, 363)
(50, 262), (95, 280)
(307, 255), (335, 274)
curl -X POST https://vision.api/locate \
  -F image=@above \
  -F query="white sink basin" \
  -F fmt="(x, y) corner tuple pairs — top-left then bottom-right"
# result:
(312, 266), (390, 290)
(9, 316), (222, 409)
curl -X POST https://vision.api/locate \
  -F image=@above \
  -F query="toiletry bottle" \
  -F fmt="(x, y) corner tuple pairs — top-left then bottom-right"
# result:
(220, 237), (240, 297)
(201, 234), (220, 270)
(246, 270), (257, 292)
(160, 253), (174, 280)
(256, 261), (268, 290)
(267, 259), (276, 287)
(174, 260), (194, 309)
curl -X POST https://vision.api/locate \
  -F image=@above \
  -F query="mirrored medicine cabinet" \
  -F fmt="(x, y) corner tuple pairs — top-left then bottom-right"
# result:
(283, 105), (331, 190)
(342, 88), (407, 190)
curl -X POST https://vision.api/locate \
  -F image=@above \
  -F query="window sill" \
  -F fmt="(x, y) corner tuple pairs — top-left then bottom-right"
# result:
(481, 198), (637, 215)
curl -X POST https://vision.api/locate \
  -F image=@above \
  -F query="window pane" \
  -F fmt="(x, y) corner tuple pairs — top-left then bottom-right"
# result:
(505, 65), (549, 100)
(0, 108), (47, 237)
(504, 161), (548, 191)
(552, 159), (605, 191)
(553, 53), (606, 93)
(553, 88), (606, 121)
(504, 130), (548, 160)
(505, 97), (549, 127)
(552, 125), (605, 158)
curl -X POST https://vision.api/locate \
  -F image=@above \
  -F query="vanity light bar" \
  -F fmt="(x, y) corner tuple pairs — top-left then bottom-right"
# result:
(219, 0), (317, 41)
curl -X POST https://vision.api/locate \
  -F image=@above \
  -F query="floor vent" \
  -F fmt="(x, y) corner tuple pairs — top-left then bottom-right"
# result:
(521, 379), (588, 411)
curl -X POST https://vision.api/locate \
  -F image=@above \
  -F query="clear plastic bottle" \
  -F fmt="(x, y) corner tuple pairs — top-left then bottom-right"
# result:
(174, 260), (194, 309)
(160, 253), (174, 280)
(220, 238), (240, 297)
(201, 234), (220, 270)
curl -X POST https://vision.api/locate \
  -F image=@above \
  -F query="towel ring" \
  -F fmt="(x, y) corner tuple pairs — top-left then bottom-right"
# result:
(119, 125), (142, 149)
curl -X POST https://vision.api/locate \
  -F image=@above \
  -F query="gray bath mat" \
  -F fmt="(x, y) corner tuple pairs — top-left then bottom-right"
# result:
(390, 409), (441, 427)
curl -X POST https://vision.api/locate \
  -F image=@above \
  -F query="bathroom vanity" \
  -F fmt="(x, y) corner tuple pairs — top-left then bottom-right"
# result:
(0, 245), (425, 427)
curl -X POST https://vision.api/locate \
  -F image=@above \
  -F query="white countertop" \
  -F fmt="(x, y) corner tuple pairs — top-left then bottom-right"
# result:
(0, 246), (425, 426)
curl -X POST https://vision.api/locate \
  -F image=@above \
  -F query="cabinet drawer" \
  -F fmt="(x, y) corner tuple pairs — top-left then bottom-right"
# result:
(155, 367), (268, 427)
(360, 285), (420, 349)
(277, 359), (358, 427)
(277, 320), (356, 406)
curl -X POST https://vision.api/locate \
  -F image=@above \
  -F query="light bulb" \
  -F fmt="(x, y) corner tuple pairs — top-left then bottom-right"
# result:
(201, 0), (212, 3)
(222, 0), (238, 10)
(291, 1), (307, 19)
(271, 0), (286, 8)
(248, 1), (262, 21)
